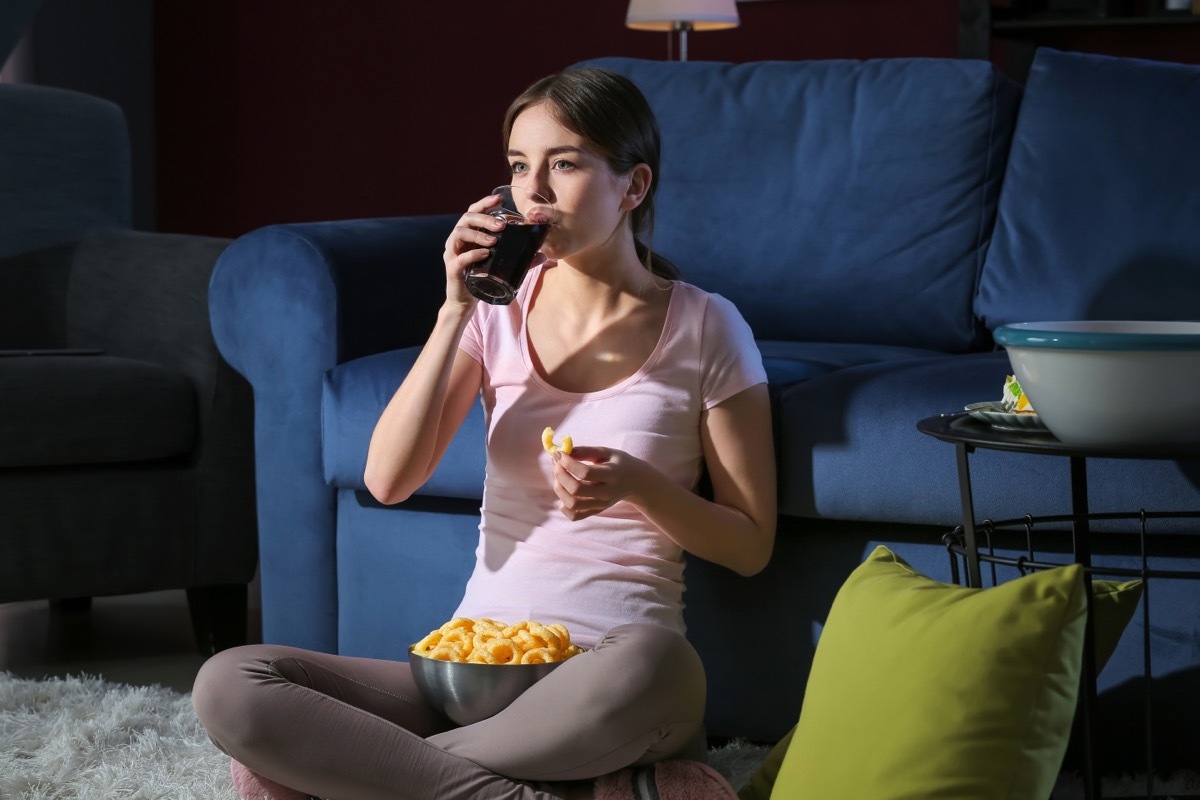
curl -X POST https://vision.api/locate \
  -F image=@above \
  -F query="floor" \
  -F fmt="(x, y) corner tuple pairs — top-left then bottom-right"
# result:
(0, 582), (262, 695)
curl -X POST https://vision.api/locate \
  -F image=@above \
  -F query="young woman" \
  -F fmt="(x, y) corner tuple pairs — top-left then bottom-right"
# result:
(193, 67), (776, 800)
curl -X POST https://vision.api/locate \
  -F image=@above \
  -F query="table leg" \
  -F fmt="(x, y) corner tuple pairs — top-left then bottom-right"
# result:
(955, 442), (983, 588)
(1070, 456), (1100, 800)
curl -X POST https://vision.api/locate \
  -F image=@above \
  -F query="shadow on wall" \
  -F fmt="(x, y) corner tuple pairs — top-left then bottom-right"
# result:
(1062, 667), (1200, 778)
(1086, 253), (1200, 495)
(684, 517), (955, 742)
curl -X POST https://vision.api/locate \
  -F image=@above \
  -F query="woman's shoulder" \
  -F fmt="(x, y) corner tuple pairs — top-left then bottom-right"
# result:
(669, 280), (751, 326)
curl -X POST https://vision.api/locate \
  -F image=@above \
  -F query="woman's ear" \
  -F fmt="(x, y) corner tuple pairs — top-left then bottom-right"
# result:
(621, 164), (653, 212)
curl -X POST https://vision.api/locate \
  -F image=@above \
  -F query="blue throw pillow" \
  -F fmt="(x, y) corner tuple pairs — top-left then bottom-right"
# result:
(976, 49), (1200, 330)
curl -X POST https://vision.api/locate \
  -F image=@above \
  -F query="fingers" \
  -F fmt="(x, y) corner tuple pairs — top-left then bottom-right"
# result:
(467, 192), (504, 215)
(553, 478), (603, 521)
(552, 452), (612, 521)
(443, 195), (508, 304)
(445, 211), (505, 256)
(444, 194), (506, 257)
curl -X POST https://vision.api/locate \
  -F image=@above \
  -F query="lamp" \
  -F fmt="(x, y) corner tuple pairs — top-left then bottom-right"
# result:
(626, 0), (739, 62)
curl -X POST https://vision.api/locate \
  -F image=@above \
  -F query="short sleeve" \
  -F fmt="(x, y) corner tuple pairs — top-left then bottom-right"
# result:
(458, 306), (484, 365)
(700, 292), (767, 409)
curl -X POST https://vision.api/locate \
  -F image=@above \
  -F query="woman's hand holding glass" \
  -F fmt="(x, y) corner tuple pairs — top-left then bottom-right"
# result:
(442, 194), (506, 308)
(443, 186), (555, 308)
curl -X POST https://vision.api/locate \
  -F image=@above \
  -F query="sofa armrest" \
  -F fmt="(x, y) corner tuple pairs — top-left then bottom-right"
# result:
(65, 228), (257, 586)
(208, 214), (456, 652)
(68, 230), (231, 399)
(0, 243), (76, 347)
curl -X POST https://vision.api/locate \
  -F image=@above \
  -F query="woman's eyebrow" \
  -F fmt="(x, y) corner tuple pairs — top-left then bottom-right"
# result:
(506, 145), (586, 158)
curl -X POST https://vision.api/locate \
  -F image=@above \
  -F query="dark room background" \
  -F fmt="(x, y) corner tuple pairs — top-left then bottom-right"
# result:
(7, 1), (1198, 241)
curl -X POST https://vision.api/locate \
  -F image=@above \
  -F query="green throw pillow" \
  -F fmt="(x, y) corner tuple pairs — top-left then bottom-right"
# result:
(740, 576), (1141, 800)
(1092, 578), (1143, 672)
(770, 545), (1086, 800)
(737, 726), (793, 800)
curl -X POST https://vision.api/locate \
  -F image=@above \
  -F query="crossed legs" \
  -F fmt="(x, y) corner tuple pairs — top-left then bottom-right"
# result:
(192, 624), (706, 800)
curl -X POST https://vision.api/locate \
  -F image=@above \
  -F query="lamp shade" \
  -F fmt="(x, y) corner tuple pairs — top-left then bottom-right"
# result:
(626, 0), (739, 31)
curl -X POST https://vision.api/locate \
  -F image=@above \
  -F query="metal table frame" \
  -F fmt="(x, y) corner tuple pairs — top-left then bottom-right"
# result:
(917, 414), (1200, 800)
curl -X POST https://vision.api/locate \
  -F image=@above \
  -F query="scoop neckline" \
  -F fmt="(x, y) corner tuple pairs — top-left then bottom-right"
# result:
(519, 265), (679, 401)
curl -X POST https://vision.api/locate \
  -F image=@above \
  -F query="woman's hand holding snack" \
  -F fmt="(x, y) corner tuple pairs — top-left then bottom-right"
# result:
(552, 446), (649, 522)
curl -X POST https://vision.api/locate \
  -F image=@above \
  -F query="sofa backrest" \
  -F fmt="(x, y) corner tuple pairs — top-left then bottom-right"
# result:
(583, 57), (1020, 353)
(0, 83), (131, 260)
(976, 49), (1200, 330)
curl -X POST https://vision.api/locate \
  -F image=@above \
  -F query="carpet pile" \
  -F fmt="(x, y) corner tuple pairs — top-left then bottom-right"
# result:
(0, 672), (768, 800)
(0, 672), (233, 799)
(3, 671), (1198, 799)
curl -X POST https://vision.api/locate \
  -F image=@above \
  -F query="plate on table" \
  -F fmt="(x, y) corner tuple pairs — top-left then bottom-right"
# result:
(964, 401), (1048, 433)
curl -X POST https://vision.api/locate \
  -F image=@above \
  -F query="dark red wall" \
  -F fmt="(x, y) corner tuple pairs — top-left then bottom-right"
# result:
(153, 1), (959, 238)
(152, 2), (1197, 240)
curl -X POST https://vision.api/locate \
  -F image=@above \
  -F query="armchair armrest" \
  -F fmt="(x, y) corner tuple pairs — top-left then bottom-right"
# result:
(66, 229), (257, 585)
(69, 230), (231, 400)
(208, 214), (456, 652)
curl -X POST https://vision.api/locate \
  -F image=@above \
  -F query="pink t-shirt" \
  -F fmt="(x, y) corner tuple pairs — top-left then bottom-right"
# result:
(453, 264), (767, 648)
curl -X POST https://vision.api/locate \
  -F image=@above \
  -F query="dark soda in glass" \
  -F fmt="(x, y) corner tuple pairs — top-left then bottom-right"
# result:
(465, 212), (551, 305)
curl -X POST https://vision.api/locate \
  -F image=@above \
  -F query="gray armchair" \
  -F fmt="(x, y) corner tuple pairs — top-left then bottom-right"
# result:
(0, 82), (257, 655)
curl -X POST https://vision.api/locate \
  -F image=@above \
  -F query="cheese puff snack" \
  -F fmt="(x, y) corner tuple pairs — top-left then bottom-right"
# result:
(411, 617), (584, 664)
(541, 427), (573, 455)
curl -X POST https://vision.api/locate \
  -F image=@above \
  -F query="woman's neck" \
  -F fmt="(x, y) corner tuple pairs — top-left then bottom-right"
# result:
(546, 234), (669, 318)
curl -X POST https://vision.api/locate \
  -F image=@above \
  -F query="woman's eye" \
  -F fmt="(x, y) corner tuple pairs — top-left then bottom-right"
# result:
(553, 159), (574, 171)
(509, 162), (527, 174)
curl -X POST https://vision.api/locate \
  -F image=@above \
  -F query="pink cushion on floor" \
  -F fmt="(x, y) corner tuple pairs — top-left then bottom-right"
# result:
(595, 759), (738, 800)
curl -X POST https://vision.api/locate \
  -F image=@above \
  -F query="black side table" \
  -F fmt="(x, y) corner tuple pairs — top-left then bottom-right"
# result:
(917, 414), (1200, 800)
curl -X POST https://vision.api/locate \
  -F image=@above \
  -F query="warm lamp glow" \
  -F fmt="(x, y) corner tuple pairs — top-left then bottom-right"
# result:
(625, 0), (739, 61)
(626, 0), (740, 31)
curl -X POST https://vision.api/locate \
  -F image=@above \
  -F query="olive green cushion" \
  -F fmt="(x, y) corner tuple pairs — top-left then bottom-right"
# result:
(737, 726), (793, 800)
(768, 545), (1086, 799)
(1092, 578), (1143, 671)
(740, 572), (1141, 800)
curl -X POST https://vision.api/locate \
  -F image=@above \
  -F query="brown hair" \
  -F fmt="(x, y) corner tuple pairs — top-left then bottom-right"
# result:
(502, 67), (680, 280)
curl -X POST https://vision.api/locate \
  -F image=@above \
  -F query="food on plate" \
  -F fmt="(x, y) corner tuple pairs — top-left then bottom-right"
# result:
(411, 617), (584, 665)
(541, 426), (573, 455)
(1002, 375), (1035, 414)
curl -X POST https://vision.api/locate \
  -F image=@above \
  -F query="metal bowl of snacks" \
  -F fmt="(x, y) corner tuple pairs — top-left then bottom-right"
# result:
(409, 652), (565, 725)
(408, 618), (583, 725)
(994, 320), (1200, 447)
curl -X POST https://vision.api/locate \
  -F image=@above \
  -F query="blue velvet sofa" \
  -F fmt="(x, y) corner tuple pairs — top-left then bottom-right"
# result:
(209, 48), (1200, 768)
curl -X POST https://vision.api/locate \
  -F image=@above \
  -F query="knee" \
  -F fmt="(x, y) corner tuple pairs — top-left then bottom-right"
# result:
(597, 624), (700, 666)
(594, 624), (705, 702)
(192, 645), (268, 750)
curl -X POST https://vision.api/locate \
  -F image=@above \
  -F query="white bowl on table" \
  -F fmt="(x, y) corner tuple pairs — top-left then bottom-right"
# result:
(992, 321), (1200, 448)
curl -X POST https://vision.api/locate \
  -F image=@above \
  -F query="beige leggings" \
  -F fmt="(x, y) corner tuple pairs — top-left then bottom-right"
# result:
(192, 623), (707, 800)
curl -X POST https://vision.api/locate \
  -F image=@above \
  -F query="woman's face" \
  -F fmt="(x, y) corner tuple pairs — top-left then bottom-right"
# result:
(506, 102), (639, 264)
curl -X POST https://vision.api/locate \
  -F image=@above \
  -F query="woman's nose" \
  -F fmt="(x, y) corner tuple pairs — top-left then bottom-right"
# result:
(525, 173), (555, 205)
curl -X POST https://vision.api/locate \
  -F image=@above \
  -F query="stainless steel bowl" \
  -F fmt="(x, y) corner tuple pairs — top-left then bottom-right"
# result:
(408, 650), (563, 725)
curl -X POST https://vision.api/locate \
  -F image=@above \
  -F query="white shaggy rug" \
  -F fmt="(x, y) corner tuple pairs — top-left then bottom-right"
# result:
(0, 671), (768, 800)
(3, 670), (1198, 799)
(0, 672), (236, 800)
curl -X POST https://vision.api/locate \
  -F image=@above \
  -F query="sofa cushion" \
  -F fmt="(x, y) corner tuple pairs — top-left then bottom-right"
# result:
(323, 347), (488, 499)
(976, 49), (1200, 330)
(586, 57), (1020, 353)
(775, 350), (1200, 526)
(756, 339), (945, 388)
(772, 545), (1085, 799)
(322, 341), (944, 497)
(0, 353), (196, 467)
